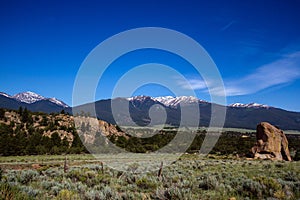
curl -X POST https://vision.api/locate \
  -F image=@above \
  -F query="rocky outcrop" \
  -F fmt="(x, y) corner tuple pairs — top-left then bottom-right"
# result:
(98, 120), (125, 137)
(74, 116), (126, 144)
(251, 122), (292, 161)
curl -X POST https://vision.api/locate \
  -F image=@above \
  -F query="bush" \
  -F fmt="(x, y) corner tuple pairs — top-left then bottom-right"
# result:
(136, 177), (157, 190)
(254, 176), (281, 196)
(294, 150), (300, 161)
(198, 175), (219, 190)
(284, 171), (299, 182)
(100, 186), (117, 199)
(239, 178), (263, 198)
(84, 190), (105, 200)
(20, 185), (40, 197)
(55, 189), (80, 200)
(44, 168), (62, 178)
(0, 167), (3, 180)
(51, 184), (64, 196)
(41, 180), (57, 190)
(0, 182), (32, 200)
(18, 170), (39, 184)
(67, 170), (87, 183)
(158, 186), (192, 200)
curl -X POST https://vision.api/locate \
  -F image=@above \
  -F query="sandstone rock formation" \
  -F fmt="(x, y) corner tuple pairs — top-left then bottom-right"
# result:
(98, 120), (126, 137)
(251, 122), (292, 161)
(74, 116), (126, 144)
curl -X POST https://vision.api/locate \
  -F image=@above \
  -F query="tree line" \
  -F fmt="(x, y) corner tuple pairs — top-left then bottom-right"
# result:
(0, 107), (87, 156)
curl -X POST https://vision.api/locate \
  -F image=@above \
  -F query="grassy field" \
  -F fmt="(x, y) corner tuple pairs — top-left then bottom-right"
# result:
(0, 154), (299, 200)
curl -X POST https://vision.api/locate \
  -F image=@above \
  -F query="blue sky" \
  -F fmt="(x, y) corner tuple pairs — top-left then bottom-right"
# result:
(1, 0), (300, 111)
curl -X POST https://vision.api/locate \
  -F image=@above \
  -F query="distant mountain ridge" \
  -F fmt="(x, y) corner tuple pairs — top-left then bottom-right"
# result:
(0, 91), (70, 113)
(1, 92), (300, 130)
(74, 95), (300, 131)
(127, 96), (208, 108)
(1, 91), (69, 108)
(229, 102), (270, 109)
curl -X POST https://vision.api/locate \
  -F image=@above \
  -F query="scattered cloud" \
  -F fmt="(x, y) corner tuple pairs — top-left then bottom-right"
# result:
(224, 51), (300, 96)
(220, 20), (236, 31)
(176, 51), (300, 97)
(176, 78), (207, 90)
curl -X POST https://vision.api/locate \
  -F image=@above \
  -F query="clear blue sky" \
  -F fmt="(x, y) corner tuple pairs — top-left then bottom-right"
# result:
(1, 0), (300, 111)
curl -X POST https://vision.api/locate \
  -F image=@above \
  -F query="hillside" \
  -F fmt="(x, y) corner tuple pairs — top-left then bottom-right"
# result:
(0, 108), (123, 156)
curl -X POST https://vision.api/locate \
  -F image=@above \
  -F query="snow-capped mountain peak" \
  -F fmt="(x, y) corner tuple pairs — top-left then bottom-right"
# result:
(153, 96), (205, 107)
(229, 102), (270, 109)
(13, 91), (44, 104)
(152, 96), (176, 105)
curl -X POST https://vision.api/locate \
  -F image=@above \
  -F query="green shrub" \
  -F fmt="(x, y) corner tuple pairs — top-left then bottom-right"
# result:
(55, 189), (80, 200)
(20, 185), (40, 197)
(198, 175), (219, 190)
(284, 171), (299, 182)
(0, 167), (3, 180)
(74, 181), (87, 196)
(294, 150), (300, 161)
(51, 184), (64, 196)
(254, 176), (281, 196)
(41, 180), (57, 190)
(156, 186), (192, 200)
(67, 170), (85, 183)
(4, 170), (18, 183)
(0, 182), (32, 200)
(101, 186), (117, 199)
(44, 168), (62, 178)
(136, 177), (157, 190)
(84, 190), (107, 200)
(239, 178), (263, 198)
(18, 170), (39, 184)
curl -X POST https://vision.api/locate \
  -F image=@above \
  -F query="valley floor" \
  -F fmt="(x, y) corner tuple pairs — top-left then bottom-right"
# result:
(0, 154), (300, 200)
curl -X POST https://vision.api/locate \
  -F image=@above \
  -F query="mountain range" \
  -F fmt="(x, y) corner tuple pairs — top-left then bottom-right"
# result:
(73, 95), (300, 131)
(1, 91), (300, 130)
(0, 91), (70, 113)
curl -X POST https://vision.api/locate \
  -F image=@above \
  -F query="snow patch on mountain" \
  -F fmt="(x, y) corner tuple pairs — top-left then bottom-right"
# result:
(126, 95), (151, 102)
(48, 98), (69, 108)
(153, 96), (206, 107)
(127, 95), (207, 107)
(229, 102), (270, 109)
(0, 92), (12, 98)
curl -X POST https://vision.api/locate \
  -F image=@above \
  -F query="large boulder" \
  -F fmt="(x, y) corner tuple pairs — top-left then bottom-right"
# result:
(251, 122), (292, 161)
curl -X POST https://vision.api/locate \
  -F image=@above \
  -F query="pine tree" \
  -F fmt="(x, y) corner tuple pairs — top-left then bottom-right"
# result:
(51, 132), (61, 147)
(21, 108), (29, 123)
(18, 106), (23, 115)
(0, 108), (5, 119)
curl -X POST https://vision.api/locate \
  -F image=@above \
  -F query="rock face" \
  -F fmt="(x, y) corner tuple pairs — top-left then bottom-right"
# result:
(251, 122), (292, 161)
(74, 116), (126, 144)
(98, 120), (125, 137)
